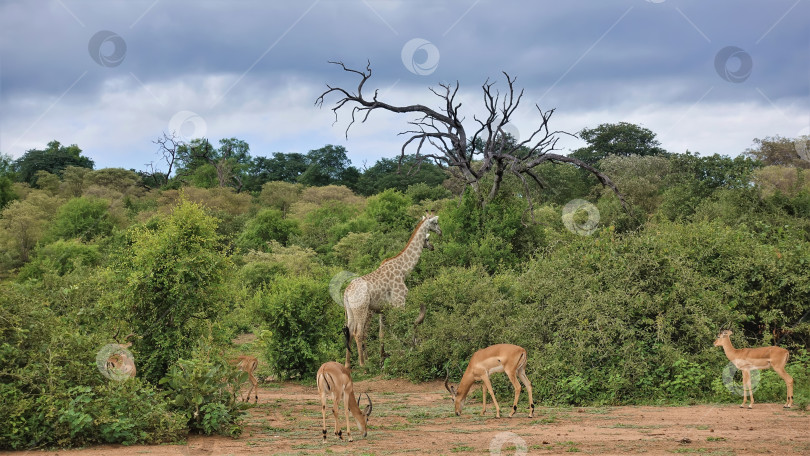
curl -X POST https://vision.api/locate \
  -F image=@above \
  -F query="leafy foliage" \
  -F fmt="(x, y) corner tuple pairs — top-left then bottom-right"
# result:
(236, 208), (300, 251)
(46, 197), (115, 242)
(159, 356), (248, 437)
(13, 140), (94, 186)
(256, 275), (342, 379)
(121, 200), (232, 383)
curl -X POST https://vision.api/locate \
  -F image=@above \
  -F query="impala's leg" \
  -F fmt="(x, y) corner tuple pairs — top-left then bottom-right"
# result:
(249, 373), (258, 404)
(743, 370), (753, 409)
(481, 383), (487, 415)
(506, 369), (521, 418)
(518, 369), (534, 418)
(481, 374), (501, 418)
(343, 391), (353, 442)
(332, 393), (342, 439)
(773, 364), (794, 408)
(319, 388), (328, 442)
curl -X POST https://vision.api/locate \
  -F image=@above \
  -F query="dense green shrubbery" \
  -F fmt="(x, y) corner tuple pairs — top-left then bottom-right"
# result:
(160, 355), (249, 437)
(257, 275), (343, 378)
(235, 207), (300, 251)
(120, 200), (233, 384)
(3, 148), (810, 448)
(381, 219), (810, 405)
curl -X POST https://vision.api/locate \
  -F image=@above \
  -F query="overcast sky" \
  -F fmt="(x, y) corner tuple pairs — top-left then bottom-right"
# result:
(1, 0), (808, 173)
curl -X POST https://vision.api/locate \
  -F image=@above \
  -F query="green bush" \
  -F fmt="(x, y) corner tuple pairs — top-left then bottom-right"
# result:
(17, 239), (100, 280)
(257, 275), (343, 378)
(121, 200), (232, 383)
(159, 356), (248, 437)
(0, 283), (184, 449)
(47, 196), (115, 242)
(235, 208), (300, 251)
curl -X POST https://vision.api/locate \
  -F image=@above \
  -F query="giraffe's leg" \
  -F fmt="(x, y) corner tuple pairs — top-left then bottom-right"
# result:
(379, 313), (387, 365)
(518, 369), (534, 418)
(355, 335), (365, 367)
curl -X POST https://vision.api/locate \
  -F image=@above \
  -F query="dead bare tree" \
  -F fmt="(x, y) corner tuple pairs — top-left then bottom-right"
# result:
(315, 61), (626, 210)
(151, 132), (182, 187)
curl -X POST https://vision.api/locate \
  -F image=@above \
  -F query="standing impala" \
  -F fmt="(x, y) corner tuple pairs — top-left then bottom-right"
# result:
(316, 362), (373, 442)
(714, 329), (793, 408)
(229, 355), (259, 403)
(444, 344), (534, 418)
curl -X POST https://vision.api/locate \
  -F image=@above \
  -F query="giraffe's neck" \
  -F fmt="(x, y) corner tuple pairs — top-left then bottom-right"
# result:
(380, 221), (428, 279)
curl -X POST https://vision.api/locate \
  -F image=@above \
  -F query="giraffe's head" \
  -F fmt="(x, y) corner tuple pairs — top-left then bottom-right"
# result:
(423, 214), (441, 236)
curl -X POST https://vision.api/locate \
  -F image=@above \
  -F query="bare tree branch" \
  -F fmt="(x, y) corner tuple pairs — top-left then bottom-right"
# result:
(316, 62), (626, 209)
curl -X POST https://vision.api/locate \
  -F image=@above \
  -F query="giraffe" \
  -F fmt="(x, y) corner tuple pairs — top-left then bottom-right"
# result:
(343, 214), (441, 367)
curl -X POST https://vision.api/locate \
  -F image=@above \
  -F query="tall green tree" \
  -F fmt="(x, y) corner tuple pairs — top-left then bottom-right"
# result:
(355, 155), (446, 196)
(571, 122), (668, 165)
(175, 138), (251, 191)
(13, 140), (94, 186)
(246, 152), (309, 190)
(298, 145), (359, 188)
(0, 153), (17, 209)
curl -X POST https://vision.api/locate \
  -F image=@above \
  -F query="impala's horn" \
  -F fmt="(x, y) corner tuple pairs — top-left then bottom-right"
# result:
(444, 375), (455, 396)
(363, 392), (373, 416)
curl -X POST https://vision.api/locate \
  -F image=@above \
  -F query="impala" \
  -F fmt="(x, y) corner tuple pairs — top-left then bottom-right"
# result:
(444, 344), (534, 418)
(714, 329), (793, 408)
(229, 355), (259, 403)
(106, 333), (136, 379)
(316, 362), (373, 442)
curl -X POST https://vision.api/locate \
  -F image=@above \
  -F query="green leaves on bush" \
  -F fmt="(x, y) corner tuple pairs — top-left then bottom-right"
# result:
(159, 357), (248, 437)
(257, 275), (342, 379)
(122, 200), (232, 383)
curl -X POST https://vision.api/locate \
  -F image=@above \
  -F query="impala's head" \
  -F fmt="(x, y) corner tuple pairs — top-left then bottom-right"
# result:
(444, 377), (464, 416)
(357, 392), (373, 437)
(714, 329), (733, 346)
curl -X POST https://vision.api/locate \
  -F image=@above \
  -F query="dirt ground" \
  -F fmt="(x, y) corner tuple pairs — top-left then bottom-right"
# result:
(6, 378), (809, 456)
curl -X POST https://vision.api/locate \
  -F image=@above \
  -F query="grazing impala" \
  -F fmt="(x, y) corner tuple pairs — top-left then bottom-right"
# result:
(316, 362), (373, 442)
(445, 344), (534, 418)
(230, 355), (259, 403)
(106, 333), (136, 379)
(714, 329), (793, 408)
